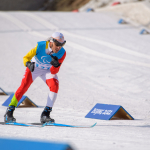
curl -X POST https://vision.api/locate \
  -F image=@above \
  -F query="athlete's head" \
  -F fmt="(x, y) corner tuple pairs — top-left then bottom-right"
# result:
(49, 32), (66, 53)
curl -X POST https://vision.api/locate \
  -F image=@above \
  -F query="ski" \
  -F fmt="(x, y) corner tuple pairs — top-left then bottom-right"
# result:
(5, 122), (38, 127)
(0, 122), (97, 128)
(0, 122), (38, 127)
(42, 122), (97, 128)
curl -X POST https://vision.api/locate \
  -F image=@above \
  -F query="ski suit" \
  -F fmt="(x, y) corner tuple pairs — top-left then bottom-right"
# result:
(9, 41), (66, 107)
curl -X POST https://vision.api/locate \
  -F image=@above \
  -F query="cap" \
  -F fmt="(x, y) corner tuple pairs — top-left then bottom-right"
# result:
(51, 32), (65, 43)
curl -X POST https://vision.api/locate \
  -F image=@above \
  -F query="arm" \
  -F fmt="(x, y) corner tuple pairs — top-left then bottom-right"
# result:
(23, 45), (37, 72)
(50, 51), (66, 74)
(23, 45), (37, 66)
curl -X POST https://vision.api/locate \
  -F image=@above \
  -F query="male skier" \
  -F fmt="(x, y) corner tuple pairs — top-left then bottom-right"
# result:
(4, 32), (66, 124)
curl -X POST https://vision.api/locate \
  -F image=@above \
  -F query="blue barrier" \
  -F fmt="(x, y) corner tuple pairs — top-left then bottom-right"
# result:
(118, 18), (127, 24)
(86, 8), (94, 12)
(2, 93), (38, 108)
(85, 103), (134, 120)
(0, 138), (74, 150)
(140, 29), (150, 34)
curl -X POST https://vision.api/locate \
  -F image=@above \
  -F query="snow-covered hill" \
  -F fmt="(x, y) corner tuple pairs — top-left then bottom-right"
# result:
(0, 11), (150, 150)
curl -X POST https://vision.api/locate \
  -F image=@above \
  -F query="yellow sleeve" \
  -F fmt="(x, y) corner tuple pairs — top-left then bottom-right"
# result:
(23, 44), (37, 66)
(46, 41), (49, 49)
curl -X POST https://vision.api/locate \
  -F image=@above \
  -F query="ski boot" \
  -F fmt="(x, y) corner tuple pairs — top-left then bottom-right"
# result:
(4, 106), (16, 122)
(40, 106), (55, 124)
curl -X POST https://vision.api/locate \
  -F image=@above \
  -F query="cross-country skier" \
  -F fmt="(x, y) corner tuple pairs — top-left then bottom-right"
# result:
(4, 32), (66, 124)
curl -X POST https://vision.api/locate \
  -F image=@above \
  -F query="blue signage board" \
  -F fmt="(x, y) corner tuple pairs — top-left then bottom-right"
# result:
(85, 103), (134, 120)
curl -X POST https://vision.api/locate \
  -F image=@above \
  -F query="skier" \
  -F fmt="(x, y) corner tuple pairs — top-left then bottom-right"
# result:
(4, 32), (66, 124)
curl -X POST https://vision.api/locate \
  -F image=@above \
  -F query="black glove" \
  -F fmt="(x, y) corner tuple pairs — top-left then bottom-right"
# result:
(50, 55), (61, 68)
(26, 61), (35, 72)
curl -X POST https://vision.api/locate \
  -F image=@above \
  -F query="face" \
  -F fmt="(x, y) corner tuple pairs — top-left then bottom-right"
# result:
(49, 42), (62, 53)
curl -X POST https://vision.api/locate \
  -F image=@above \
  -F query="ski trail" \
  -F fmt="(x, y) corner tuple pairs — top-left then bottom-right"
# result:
(28, 31), (150, 68)
(0, 12), (31, 31)
(1, 12), (150, 68)
(21, 12), (58, 30)
(22, 12), (150, 60)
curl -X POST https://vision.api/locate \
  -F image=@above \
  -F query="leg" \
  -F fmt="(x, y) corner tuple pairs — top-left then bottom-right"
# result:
(9, 67), (33, 107)
(46, 75), (59, 107)
(41, 72), (59, 108)
(4, 67), (39, 122)
(40, 73), (59, 123)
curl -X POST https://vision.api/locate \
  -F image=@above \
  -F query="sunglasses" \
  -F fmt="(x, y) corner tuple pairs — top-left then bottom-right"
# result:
(52, 38), (66, 47)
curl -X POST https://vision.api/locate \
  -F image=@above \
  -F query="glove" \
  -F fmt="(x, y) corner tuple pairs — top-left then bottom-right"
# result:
(26, 61), (35, 72)
(50, 55), (61, 68)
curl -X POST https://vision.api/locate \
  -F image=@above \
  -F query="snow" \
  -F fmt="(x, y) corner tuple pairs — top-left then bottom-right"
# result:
(0, 11), (150, 150)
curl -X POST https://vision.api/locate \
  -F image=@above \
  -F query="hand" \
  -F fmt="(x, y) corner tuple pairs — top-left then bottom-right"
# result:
(26, 61), (35, 72)
(50, 55), (61, 68)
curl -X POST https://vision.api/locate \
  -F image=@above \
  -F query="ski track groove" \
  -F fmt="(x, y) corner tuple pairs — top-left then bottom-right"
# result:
(0, 11), (150, 68)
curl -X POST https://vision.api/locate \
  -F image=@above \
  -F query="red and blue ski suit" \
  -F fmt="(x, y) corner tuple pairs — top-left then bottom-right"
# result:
(9, 41), (66, 107)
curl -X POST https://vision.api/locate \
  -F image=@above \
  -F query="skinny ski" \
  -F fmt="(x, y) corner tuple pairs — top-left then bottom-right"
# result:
(5, 122), (38, 127)
(42, 122), (97, 128)
(0, 122), (97, 128)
